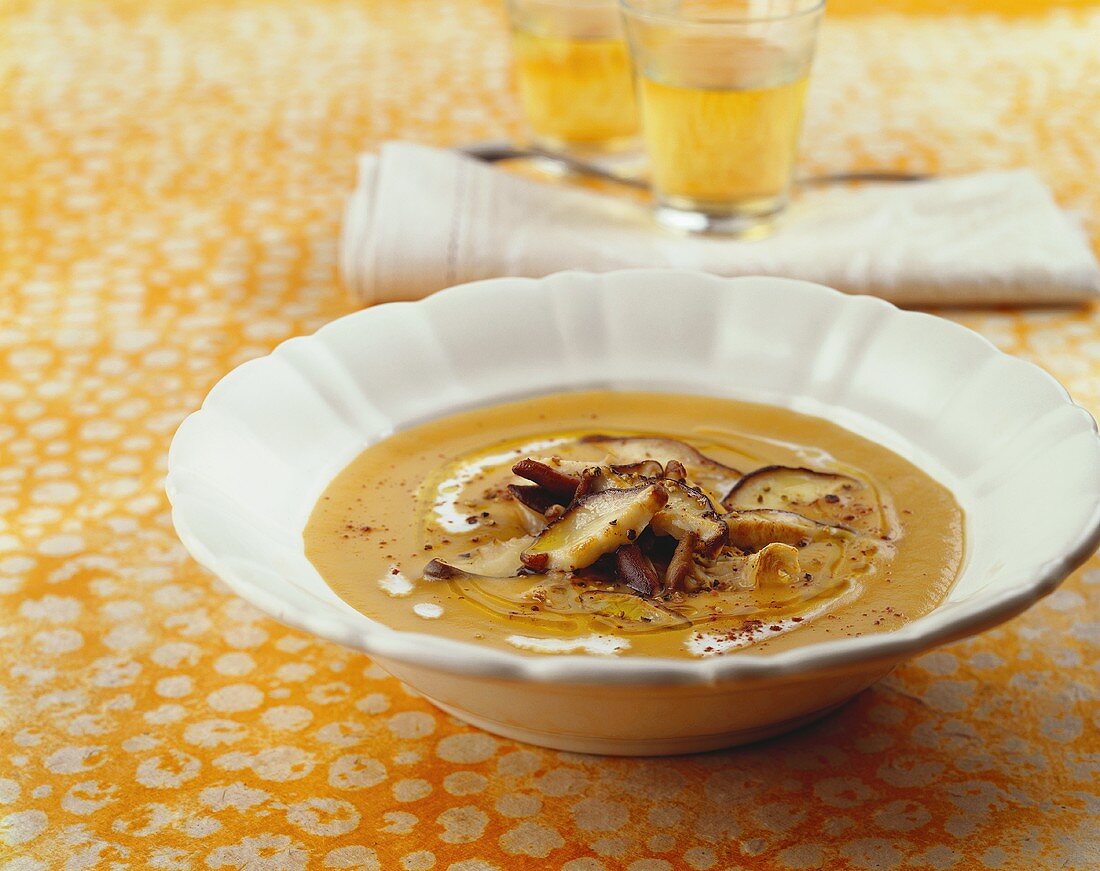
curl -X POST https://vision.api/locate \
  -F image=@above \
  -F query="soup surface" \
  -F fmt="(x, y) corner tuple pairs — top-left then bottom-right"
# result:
(305, 391), (963, 658)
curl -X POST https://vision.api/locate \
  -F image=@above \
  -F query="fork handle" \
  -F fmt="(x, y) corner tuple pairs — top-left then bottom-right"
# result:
(456, 140), (931, 187)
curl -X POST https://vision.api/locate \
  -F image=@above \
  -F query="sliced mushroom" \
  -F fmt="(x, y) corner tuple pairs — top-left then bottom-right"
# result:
(746, 542), (804, 604)
(508, 483), (560, 515)
(663, 460), (687, 482)
(511, 459), (581, 500)
(519, 459), (639, 501)
(615, 543), (661, 597)
(579, 591), (689, 632)
(560, 470), (728, 558)
(424, 535), (535, 580)
(722, 465), (886, 536)
(685, 550), (751, 592)
(423, 560), (465, 581)
(649, 480), (728, 556)
(610, 460), (665, 479)
(724, 508), (853, 551)
(664, 532), (699, 593)
(507, 491), (552, 536)
(527, 457), (600, 477)
(573, 465), (641, 499)
(580, 435), (741, 498)
(521, 484), (668, 573)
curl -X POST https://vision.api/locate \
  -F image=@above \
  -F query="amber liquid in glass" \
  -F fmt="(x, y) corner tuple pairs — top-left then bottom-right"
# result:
(511, 27), (639, 152)
(638, 73), (809, 215)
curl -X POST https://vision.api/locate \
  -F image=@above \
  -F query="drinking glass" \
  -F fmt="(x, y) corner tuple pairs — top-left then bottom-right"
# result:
(620, 0), (824, 235)
(507, 0), (640, 157)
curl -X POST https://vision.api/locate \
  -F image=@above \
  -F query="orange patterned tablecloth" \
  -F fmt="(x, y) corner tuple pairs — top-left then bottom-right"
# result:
(2, 1), (1099, 868)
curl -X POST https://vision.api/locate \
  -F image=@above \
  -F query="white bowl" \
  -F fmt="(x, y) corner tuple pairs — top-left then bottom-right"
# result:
(167, 271), (1100, 755)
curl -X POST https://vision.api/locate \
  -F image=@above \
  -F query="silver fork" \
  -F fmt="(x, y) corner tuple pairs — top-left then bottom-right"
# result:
(457, 140), (930, 189)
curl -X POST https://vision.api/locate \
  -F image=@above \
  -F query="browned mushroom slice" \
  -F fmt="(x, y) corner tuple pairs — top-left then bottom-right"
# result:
(580, 435), (741, 497)
(724, 508), (854, 551)
(610, 460), (664, 479)
(508, 494), (552, 537)
(722, 466), (886, 536)
(664, 532), (699, 593)
(615, 543), (661, 597)
(423, 560), (465, 581)
(579, 591), (690, 632)
(521, 484), (668, 573)
(573, 465), (641, 499)
(527, 458), (599, 477)
(573, 471), (723, 550)
(424, 535), (535, 580)
(508, 484), (560, 515)
(511, 459), (581, 500)
(649, 480), (728, 556)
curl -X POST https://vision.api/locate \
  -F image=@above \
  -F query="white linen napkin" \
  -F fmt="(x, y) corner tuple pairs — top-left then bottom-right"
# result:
(340, 142), (1100, 307)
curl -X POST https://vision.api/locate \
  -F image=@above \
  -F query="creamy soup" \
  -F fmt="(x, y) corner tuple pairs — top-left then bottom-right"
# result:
(305, 391), (963, 658)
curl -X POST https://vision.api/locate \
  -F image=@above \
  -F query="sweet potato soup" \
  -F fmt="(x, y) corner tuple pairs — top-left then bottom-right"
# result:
(305, 391), (963, 657)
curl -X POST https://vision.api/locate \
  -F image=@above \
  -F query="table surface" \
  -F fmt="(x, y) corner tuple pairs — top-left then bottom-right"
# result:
(2, 1), (1098, 868)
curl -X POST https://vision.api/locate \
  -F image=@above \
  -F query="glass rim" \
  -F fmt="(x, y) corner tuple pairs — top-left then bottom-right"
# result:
(619, 0), (826, 26)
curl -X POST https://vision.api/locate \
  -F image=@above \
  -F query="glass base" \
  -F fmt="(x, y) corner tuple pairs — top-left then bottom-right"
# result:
(654, 194), (788, 238)
(525, 142), (647, 188)
(529, 132), (640, 160)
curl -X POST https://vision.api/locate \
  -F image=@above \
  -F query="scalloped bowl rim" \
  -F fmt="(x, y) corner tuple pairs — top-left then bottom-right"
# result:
(167, 270), (1100, 686)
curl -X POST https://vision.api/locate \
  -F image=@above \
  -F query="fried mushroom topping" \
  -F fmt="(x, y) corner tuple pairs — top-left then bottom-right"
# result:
(724, 508), (853, 551)
(615, 543), (662, 597)
(512, 459), (581, 500)
(723, 465), (886, 536)
(580, 435), (741, 499)
(521, 483), (669, 573)
(424, 437), (889, 631)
